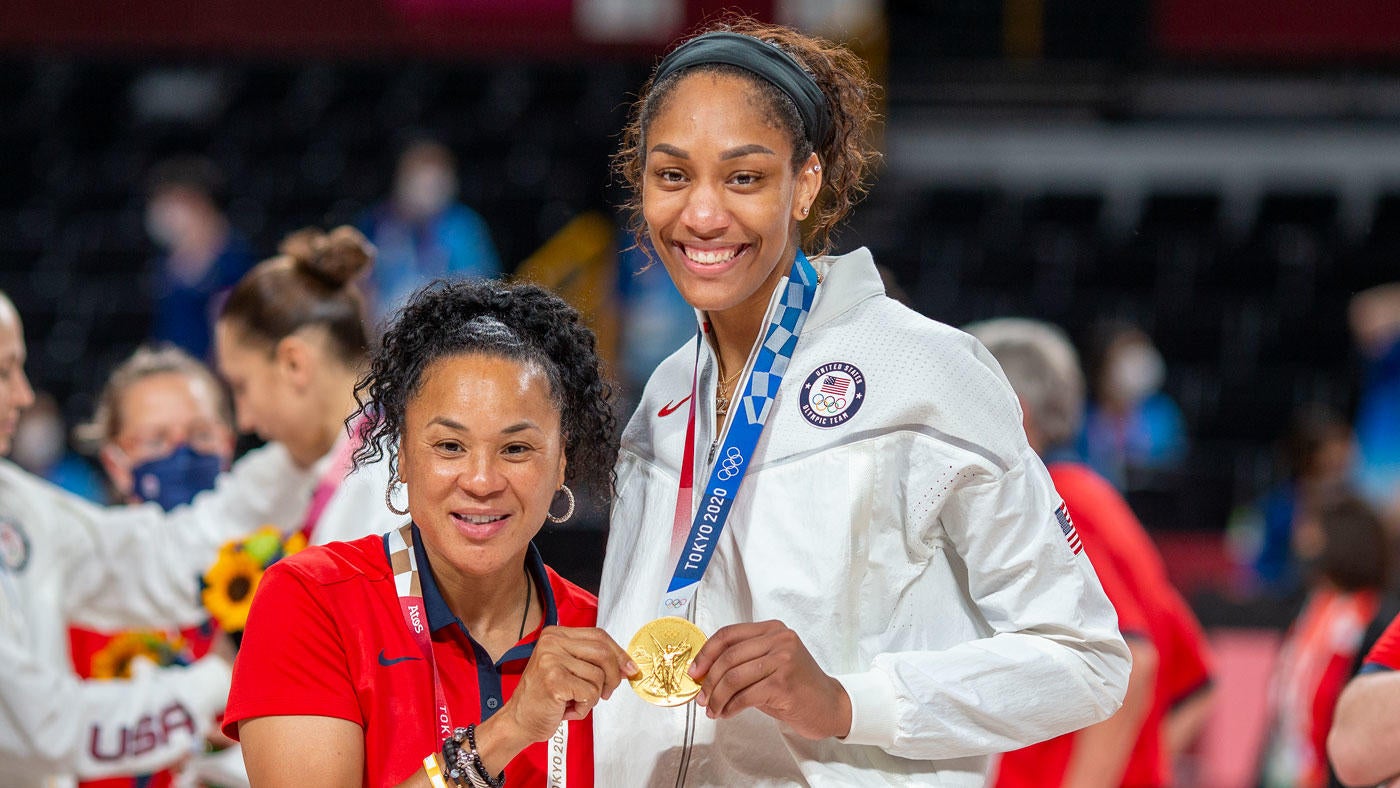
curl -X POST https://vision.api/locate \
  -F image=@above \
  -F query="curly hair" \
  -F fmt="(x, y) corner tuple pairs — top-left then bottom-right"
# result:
(614, 15), (882, 260)
(350, 278), (618, 498)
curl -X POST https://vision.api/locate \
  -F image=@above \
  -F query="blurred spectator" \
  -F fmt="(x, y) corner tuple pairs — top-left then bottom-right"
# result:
(616, 237), (694, 399)
(1233, 404), (1357, 597)
(77, 344), (235, 509)
(1078, 323), (1188, 489)
(68, 344), (236, 788)
(1261, 492), (1388, 788)
(144, 156), (255, 361)
(970, 317), (1215, 788)
(358, 139), (500, 327)
(1349, 282), (1400, 517)
(10, 392), (104, 502)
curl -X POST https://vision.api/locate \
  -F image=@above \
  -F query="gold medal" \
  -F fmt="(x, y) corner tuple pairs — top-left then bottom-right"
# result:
(627, 616), (707, 706)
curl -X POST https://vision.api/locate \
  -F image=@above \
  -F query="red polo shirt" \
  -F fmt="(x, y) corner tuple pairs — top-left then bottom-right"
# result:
(1362, 612), (1400, 672)
(225, 528), (597, 787)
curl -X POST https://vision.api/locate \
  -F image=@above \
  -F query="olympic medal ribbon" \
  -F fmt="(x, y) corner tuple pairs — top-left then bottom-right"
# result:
(389, 524), (569, 784)
(657, 251), (820, 622)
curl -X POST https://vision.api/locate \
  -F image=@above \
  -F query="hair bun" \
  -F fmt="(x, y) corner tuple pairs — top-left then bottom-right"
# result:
(280, 225), (375, 288)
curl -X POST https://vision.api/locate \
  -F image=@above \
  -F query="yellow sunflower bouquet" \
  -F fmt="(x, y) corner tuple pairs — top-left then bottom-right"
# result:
(90, 631), (189, 679)
(201, 526), (307, 635)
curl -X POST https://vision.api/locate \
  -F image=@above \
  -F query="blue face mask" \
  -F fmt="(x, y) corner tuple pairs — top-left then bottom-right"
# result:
(132, 444), (223, 511)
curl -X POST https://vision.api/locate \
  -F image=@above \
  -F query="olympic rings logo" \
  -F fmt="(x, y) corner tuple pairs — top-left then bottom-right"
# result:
(715, 446), (745, 481)
(809, 390), (847, 415)
(663, 598), (687, 608)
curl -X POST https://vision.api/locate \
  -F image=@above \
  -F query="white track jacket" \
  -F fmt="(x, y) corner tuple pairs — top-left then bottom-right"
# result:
(0, 444), (314, 786)
(597, 248), (1130, 786)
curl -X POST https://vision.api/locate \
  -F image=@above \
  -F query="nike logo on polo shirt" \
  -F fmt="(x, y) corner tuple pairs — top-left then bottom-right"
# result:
(377, 650), (422, 666)
(658, 394), (692, 418)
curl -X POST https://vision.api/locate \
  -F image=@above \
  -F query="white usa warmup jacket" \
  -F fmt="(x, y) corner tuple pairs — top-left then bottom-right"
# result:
(596, 248), (1130, 787)
(0, 444), (314, 787)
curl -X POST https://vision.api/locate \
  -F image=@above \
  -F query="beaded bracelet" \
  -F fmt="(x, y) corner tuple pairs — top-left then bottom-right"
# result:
(441, 724), (505, 788)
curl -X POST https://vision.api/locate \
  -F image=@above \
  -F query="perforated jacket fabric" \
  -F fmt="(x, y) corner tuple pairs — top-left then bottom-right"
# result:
(0, 445), (314, 786)
(596, 247), (1130, 787)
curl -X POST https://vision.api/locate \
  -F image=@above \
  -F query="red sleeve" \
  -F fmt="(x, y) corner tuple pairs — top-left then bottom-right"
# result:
(1158, 588), (1215, 705)
(222, 561), (362, 739)
(1075, 515), (1150, 639)
(1364, 612), (1400, 672)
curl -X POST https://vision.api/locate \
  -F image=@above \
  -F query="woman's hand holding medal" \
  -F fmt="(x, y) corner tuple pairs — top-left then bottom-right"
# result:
(686, 619), (853, 740)
(473, 626), (637, 772)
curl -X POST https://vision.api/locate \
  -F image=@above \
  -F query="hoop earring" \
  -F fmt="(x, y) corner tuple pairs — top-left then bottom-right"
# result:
(546, 485), (575, 524)
(385, 477), (410, 517)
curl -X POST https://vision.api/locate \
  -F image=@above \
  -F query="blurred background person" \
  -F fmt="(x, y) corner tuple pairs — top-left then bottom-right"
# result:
(1260, 492), (1388, 788)
(1078, 322), (1188, 490)
(1348, 282), (1400, 519)
(0, 289), (315, 786)
(214, 224), (401, 546)
(1232, 404), (1357, 598)
(972, 317), (1215, 788)
(144, 156), (255, 361)
(65, 344), (236, 788)
(358, 139), (501, 328)
(10, 391), (104, 502)
(1329, 605), (1400, 786)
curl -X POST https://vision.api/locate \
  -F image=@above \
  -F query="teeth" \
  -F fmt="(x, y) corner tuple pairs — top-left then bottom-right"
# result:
(461, 514), (503, 524)
(684, 245), (740, 264)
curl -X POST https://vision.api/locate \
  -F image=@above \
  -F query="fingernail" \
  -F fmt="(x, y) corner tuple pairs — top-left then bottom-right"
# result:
(696, 690), (707, 706)
(625, 660), (639, 675)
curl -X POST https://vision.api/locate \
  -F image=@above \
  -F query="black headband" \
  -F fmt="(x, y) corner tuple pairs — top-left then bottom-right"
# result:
(652, 31), (833, 149)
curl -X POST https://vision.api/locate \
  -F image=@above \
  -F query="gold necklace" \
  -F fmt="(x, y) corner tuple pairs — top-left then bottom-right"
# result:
(714, 361), (745, 419)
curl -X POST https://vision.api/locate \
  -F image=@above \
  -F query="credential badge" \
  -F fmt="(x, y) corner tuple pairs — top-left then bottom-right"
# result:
(0, 518), (30, 572)
(799, 362), (865, 428)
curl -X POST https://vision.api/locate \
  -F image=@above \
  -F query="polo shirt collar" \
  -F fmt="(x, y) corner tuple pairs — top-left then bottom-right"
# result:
(410, 523), (558, 639)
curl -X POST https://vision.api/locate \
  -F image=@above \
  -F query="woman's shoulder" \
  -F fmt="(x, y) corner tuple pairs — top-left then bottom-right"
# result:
(272, 533), (395, 588)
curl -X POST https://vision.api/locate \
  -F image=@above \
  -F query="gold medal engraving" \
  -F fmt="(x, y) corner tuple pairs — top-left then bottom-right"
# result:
(627, 616), (707, 706)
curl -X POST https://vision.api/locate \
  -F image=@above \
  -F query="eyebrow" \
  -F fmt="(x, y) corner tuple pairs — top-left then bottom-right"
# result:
(647, 143), (776, 161)
(428, 417), (541, 435)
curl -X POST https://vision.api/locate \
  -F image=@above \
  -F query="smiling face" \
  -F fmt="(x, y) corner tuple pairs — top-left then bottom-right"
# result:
(0, 297), (35, 457)
(642, 71), (821, 329)
(398, 352), (566, 582)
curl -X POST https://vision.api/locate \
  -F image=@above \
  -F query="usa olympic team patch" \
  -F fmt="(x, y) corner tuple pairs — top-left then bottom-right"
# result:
(0, 518), (29, 572)
(800, 362), (865, 428)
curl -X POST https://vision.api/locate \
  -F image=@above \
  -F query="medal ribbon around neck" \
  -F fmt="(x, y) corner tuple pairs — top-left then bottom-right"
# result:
(659, 251), (820, 621)
(388, 524), (569, 786)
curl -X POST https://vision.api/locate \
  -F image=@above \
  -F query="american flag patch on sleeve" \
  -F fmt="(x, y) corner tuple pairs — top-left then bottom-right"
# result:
(1055, 502), (1082, 555)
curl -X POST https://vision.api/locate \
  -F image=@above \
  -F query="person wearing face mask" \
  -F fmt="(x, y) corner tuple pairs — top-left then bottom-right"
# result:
(61, 345), (237, 788)
(144, 157), (255, 361)
(358, 140), (501, 327)
(1077, 323), (1188, 490)
(0, 291), (318, 787)
(10, 393), (105, 502)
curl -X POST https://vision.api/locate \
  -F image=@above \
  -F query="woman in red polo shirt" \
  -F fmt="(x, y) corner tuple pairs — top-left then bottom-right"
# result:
(225, 279), (634, 787)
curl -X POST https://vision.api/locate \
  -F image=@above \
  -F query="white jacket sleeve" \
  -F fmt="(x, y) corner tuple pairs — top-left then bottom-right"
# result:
(0, 627), (231, 781)
(62, 442), (315, 632)
(834, 445), (1130, 760)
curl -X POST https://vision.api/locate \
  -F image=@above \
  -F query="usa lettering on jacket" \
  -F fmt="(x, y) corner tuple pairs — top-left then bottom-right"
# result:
(89, 702), (196, 761)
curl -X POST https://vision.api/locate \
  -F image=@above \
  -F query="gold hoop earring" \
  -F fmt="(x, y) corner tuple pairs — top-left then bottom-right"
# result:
(546, 485), (575, 524)
(385, 477), (409, 517)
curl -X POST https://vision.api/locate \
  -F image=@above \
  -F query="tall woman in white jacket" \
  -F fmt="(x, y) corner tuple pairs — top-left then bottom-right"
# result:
(0, 291), (316, 786)
(595, 17), (1131, 786)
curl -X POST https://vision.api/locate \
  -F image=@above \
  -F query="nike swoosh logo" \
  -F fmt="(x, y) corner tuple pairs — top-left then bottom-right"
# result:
(658, 394), (692, 418)
(378, 650), (422, 667)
